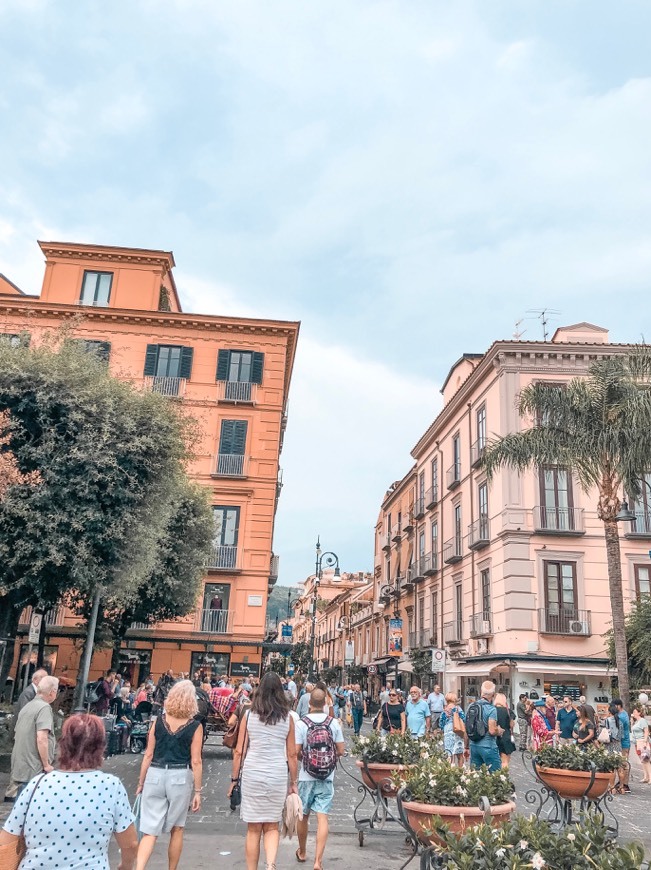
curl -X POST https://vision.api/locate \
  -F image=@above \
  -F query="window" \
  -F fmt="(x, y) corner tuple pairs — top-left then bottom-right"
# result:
(211, 506), (240, 568)
(539, 467), (574, 530)
(476, 406), (487, 450)
(478, 482), (489, 538)
(431, 457), (438, 490)
(0, 333), (26, 348)
(385, 556), (391, 583)
(417, 595), (425, 633)
(454, 504), (462, 554)
(431, 591), (438, 647)
(216, 350), (264, 384)
(418, 471), (425, 503)
(217, 420), (248, 475)
(80, 271), (112, 306)
(544, 560), (577, 630)
(635, 565), (651, 599)
(397, 511), (402, 531)
(431, 521), (438, 568)
(387, 512), (392, 535)
(144, 344), (194, 391)
(455, 583), (463, 638)
(453, 434), (461, 477)
(71, 339), (111, 362)
(631, 474), (651, 534)
(480, 568), (491, 616)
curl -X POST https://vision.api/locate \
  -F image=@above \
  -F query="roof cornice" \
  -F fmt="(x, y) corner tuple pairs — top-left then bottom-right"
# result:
(38, 240), (176, 270)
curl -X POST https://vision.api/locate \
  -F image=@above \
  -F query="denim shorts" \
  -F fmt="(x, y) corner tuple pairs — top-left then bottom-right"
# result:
(298, 779), (335, 815)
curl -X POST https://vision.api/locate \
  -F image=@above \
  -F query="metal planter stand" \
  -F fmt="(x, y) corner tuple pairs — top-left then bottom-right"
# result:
(521, 749), (623, 837)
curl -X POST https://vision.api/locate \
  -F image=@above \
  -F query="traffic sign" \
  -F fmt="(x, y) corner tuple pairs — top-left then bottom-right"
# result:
(431, 648), (445, 671)
(281, 623), (293, 639)
(28, 612), (42, 645)
(367, 664), (378, 675)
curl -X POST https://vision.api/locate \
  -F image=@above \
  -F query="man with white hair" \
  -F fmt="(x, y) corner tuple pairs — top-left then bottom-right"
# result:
(10, 675), (59, 794)
(13, 668), (48, 715)
(466, 680), (502, 771)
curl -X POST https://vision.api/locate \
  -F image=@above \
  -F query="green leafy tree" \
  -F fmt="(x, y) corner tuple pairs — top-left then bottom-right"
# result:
(481, 353), (651, 709)
(0, 337), (198, 697)
(289, 641), (312, 677)
(607, 596), (651, 690)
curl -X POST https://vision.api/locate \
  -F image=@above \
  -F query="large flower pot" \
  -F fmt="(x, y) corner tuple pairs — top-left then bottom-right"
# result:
(356, 761), (406, 797)
(401, 799), (515, 845)
(537, 766), (612, 801)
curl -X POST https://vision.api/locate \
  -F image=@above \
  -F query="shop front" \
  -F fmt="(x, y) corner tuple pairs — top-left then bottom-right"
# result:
(117, 649), (151, 687)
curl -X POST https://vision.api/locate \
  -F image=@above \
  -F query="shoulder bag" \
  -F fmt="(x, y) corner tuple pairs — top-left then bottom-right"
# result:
(0, 772), (47, 870)
(597, 725), (611, 744)
(229, 712), (250, 810)
(452, 708), (466, 738)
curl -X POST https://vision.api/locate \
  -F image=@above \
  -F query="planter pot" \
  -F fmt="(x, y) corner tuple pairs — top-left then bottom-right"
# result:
(537, 766), (612, 801)
(401, 798), (515, 845)
(355, 761), (406, 797)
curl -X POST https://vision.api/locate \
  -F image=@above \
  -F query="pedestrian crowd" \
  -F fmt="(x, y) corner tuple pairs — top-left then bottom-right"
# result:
(2, 668), (649, 870)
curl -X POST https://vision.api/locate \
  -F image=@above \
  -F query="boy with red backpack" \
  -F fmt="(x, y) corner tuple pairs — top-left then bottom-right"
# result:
(295, 687), (346, 870)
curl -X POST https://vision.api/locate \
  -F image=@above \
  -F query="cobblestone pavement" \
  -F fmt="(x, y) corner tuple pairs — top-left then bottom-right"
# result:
(3, 719), (651, 866)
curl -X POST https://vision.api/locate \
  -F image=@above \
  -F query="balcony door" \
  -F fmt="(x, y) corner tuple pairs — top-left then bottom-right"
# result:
(544, 560), (577, 631)
(212, 506), (239, 568)
(540, 467), (574, 530)
(217, 420), (247, 475)
(631, 472), (651, 534)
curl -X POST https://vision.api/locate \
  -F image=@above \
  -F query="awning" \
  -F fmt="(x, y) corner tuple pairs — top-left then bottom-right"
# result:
(398, 660), (413, 673)
(446, 661), (511, 677)
(514, 661), (611, 678)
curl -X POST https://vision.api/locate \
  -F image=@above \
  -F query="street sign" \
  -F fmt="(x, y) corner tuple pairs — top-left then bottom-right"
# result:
(431, 648), (445, 671)
(281, 623), (293, 640)
(28, 612), (42, 645)
(367, 664), (378, 675)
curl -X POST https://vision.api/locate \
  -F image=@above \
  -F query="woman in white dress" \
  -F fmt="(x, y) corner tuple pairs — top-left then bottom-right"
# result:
(227, 672), (298, 870)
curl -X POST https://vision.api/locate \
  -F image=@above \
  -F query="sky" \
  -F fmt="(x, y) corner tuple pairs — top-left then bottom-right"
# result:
(1, 1), (651, 586)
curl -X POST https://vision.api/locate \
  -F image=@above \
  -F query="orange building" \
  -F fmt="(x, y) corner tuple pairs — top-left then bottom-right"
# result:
(1, 240), (299, 687)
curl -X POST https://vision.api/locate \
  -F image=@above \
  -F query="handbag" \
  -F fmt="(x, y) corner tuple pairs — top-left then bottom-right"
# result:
(223, 713), (240, 750)
(0, 772), (46, 870)
(453, 709), (466, 738)
(229, 713), (249, 811)
(597, 726), (611, 744)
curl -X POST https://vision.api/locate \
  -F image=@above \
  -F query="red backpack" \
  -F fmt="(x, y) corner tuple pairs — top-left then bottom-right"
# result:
(301, 715), (338, 780)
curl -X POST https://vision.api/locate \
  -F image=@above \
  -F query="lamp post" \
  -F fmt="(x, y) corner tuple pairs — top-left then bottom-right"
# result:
(380, 574), (402, 691)
(310, 537), (340, 680)
(282, 590), (299, 675)
(615, 478), (651, 525)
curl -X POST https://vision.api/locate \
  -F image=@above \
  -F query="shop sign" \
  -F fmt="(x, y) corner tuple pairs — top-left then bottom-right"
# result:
(231, 662), (261, 678)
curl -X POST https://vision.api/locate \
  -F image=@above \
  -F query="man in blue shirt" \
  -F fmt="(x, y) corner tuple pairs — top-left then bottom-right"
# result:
(555, 696), (578, 745)
(405, 686), (431, 737)
(468, 681), (503, 772)
(614, 699), (631, 793)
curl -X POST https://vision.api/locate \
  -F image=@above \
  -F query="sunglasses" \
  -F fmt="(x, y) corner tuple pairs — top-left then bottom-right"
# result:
(388, 693), (397, 697)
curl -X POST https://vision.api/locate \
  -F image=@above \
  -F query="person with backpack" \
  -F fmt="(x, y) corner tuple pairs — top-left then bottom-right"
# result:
(465, 680), (503, 772)
(295, 687), (345, 870)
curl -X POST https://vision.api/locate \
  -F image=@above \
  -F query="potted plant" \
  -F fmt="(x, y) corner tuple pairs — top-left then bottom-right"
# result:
(419, 811), (647, 868)
(394, 757), (515, 843)
(534, 743), (622, 801)
(351, 732), (441, 797)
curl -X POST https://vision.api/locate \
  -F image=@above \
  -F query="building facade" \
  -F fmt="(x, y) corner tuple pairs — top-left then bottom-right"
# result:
(1, 240), (298, 686)
(371, 323), (651, 706)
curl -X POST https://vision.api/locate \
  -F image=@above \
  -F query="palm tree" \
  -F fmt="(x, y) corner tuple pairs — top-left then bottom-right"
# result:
(481, 353), (651, 710)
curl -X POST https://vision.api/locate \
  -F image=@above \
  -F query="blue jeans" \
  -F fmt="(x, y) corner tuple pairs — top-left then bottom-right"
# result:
(469, 741), (501, 771)
(352, 706), (364, 734)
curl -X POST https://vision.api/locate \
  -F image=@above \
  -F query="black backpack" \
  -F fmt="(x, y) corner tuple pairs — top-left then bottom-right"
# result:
(466, 701), (488, 742)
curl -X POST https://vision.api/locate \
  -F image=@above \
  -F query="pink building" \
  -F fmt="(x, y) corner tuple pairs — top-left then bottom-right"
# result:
(372, 323), (651, 706)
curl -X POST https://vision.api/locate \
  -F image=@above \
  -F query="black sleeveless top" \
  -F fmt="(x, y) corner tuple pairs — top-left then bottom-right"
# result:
(152, 715), (201, 765)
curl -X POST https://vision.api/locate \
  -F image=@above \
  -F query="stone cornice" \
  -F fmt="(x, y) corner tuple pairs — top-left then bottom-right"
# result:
(38, 240), (175, 271)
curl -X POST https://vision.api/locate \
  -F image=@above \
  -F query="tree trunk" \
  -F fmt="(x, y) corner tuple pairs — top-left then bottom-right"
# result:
(603, 518), (630, 710)
(0, 590), (24, 700)
(36, 607), (47, 668)
(72, 588), (102, 711)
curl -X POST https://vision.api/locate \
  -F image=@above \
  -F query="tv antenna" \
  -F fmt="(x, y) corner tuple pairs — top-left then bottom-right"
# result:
(526, 308), (561, 341)
(513, 318), (526, 340)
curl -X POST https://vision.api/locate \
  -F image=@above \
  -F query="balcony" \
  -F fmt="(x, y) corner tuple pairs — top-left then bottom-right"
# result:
(217, 380), (257, 404)
(468, 515), (490, 550)
(214, 453), (248, 477)
(143, 376), (186, 397)
(443, 620), (464, 645)
(469, 612), (493, 637)
(401, 574), (414, 593)
(625, 510), (651, 538)
(392, 525), (402, 543)
(207, 544), (239, 570)
(409, 628), (431, 649)
(425, 486), (438, 510)
(411, 560), (425, 582)
(539, 608), (592, 636)
(195, 609), (234, 633)
(381, 533), (392, 552)
(446, 462), (461, 490)
(403, 511), (415, 534)
(424, 552), (439, 575)
(471, 439), (486, 469)
(414, 497), (426, 520)
(269, 554), (279, 580)
(443, 536), (463, 564)
(130, 621), (150, 631)
(533, 506), (585, 535)
(19, 606), (67, 629)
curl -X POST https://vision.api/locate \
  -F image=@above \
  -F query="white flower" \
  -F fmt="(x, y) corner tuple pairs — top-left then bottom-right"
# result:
(518, 840), (528, 851)
(567, 833), (576, 841)
(531, 853), (545, 869)
(496, 848), (506, 858)
(392, 749), (399, 756)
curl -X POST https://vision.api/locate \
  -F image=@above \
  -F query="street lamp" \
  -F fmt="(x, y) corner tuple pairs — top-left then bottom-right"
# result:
(615, 477), (651, 523)
(310, 536), (340, 679)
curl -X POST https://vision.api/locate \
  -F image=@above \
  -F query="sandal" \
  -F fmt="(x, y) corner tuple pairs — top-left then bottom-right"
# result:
(296, 850), (307, 863)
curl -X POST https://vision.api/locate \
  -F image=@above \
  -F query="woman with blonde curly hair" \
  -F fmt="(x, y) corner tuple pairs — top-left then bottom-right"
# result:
(136, 679), (203, 869)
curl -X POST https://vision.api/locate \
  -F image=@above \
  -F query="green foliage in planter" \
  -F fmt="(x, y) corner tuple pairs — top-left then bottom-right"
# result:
(422, 811), (647, 869)
(352, 731), (443, 765)
(394, 756), (514, 807)
(535, 742), (623, 773)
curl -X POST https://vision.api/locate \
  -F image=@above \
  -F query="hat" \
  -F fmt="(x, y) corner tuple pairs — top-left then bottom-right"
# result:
(241, 682), (253, 693)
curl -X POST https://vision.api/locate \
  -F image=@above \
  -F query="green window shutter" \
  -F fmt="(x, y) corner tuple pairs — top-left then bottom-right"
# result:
(219, 420), (248, 455)
(144, 344), (159, 376)
(251, 352), (264, 385)
(216, 349), (230, 381)
(179, 346), (194, 380)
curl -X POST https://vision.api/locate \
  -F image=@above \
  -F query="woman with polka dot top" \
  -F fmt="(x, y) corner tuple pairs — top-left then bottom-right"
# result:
(0, 713), (138, 869)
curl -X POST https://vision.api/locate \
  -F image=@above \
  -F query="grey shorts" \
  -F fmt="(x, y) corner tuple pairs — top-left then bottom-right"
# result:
(140, 766), (193, 836)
